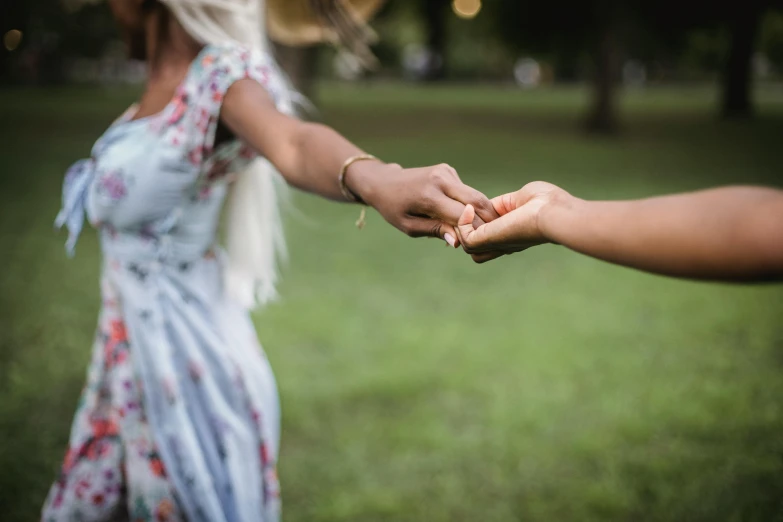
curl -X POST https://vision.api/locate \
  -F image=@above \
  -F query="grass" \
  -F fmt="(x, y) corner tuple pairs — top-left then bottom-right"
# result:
(1, 82), (783, 522)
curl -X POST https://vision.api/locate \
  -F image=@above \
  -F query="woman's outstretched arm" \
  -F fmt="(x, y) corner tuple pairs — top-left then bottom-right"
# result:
(457, 182), (783, 282)
(221, 78), (499, 244)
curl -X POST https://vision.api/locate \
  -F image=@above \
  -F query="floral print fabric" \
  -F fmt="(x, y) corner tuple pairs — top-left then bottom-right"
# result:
(44, 281), (183, 522)
(44, 43), (287, 522)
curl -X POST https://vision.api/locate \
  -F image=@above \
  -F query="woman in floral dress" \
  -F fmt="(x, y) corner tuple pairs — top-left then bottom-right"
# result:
(42, 0), (498, 521)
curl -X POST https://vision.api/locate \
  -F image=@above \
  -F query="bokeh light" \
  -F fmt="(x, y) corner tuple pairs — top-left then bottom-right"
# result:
(514, 58), (542, 88)
(452, 0), (482, 20)
(4, 30), (23, 52)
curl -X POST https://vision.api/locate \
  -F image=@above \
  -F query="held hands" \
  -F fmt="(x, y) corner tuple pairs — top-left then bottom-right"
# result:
(456, 181), (571, 262)
(346, 162), (501, 245)
(351, 164), (783, 279)
(348, 161), (567, 261)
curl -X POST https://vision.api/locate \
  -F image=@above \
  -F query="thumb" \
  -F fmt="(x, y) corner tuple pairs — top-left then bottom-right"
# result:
(457, 204), (476, 244)
(457, 204), (505, 254)
(457, 204), (495, 252)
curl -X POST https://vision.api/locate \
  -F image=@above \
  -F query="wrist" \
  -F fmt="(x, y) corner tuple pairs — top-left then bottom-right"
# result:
(344, 160), (401, 207)
(538, 191), (584, 245)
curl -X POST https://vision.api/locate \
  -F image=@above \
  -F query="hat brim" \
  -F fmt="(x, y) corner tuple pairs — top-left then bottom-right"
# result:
(266, 0), (386, 46)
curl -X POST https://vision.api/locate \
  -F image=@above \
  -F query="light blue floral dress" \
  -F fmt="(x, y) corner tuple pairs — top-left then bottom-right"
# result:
(43, 43), (287, 522)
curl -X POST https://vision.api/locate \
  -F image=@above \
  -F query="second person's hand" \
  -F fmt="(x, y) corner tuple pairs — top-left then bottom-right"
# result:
(457, 181), (572, 263)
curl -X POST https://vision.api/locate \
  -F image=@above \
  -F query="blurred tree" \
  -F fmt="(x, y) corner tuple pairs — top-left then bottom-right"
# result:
(639, 0), (783, 118)
(680, 29), (728, 77)
(418, 0), (450, 80)
(490, 0), (623, 133)
(760, 11), (783, 70)
(721, 2), (766, 117)
(585, 0), (623, 133)
(491, 0), (783, 127)
(1, 0), (116, 85)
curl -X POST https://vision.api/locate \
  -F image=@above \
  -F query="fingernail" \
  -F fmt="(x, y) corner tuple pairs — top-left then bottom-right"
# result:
(444, 233), (456, 247)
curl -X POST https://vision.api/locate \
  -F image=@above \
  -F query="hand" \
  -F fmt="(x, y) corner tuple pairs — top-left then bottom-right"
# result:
(347, 162), (499, 246)
(456, 181), (572, 263)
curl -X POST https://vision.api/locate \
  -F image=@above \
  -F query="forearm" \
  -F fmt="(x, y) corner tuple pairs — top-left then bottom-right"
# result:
(221, 80), (390, 203)
(222, 79), (497, 240)
(281, 122), (416, 212)
(281, 122), (370, 201)
(541, 186), (783, 281)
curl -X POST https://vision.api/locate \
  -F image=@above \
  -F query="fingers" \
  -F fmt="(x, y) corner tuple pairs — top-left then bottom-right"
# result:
(455, 206), (507, 263)
(471, 252), (505, 264)
(491, 194), (514, 216)
(492, 183), (564, 216)
(398, 163), (507, 251)
(456, 204), (499, 253)
(423, 164), (498, 224)
(419, 185), (490, 230)
(490, 190), (532, 217)
(402, 217), (461, 248)
(421, 191), (477, 229)
(442, 181), (500, 224)
(456, 204), (478, 244)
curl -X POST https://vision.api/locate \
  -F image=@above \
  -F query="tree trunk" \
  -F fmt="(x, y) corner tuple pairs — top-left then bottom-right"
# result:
(721, 2), (764, 119)
(273, 43), (319, 101)
(585, 3), (620, 134)
(420, 0), (449, 81)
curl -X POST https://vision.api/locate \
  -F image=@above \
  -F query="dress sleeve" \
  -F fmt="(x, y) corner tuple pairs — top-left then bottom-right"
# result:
(174, 43), (290, 169)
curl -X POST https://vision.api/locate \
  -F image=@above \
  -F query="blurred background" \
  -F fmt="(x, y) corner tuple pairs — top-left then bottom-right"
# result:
(2, 1), (783, 521)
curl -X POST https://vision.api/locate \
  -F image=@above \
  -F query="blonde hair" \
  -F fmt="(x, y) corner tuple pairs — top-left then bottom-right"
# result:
(161, 0), (295, 308)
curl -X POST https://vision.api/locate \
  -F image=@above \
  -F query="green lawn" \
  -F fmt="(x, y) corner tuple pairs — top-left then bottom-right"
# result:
(2, 83), (783, 522)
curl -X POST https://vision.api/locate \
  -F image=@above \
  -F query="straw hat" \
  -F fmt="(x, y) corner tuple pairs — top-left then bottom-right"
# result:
(267, 0), (385, 44)
(67, 0), (386, 64)
(267, 0), (386, 66)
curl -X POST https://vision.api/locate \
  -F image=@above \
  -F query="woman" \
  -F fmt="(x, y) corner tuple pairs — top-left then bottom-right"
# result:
(457, 182), (783, 281)
(44, 1), (498, 521)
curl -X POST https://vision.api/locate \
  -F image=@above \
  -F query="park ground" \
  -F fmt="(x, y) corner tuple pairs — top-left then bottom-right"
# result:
(1, 83), (783, 521)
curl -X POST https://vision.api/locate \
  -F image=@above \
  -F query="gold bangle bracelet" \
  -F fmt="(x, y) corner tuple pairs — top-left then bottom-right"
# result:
(338, 154), (378, 204)
(339, 154), (379, 230)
